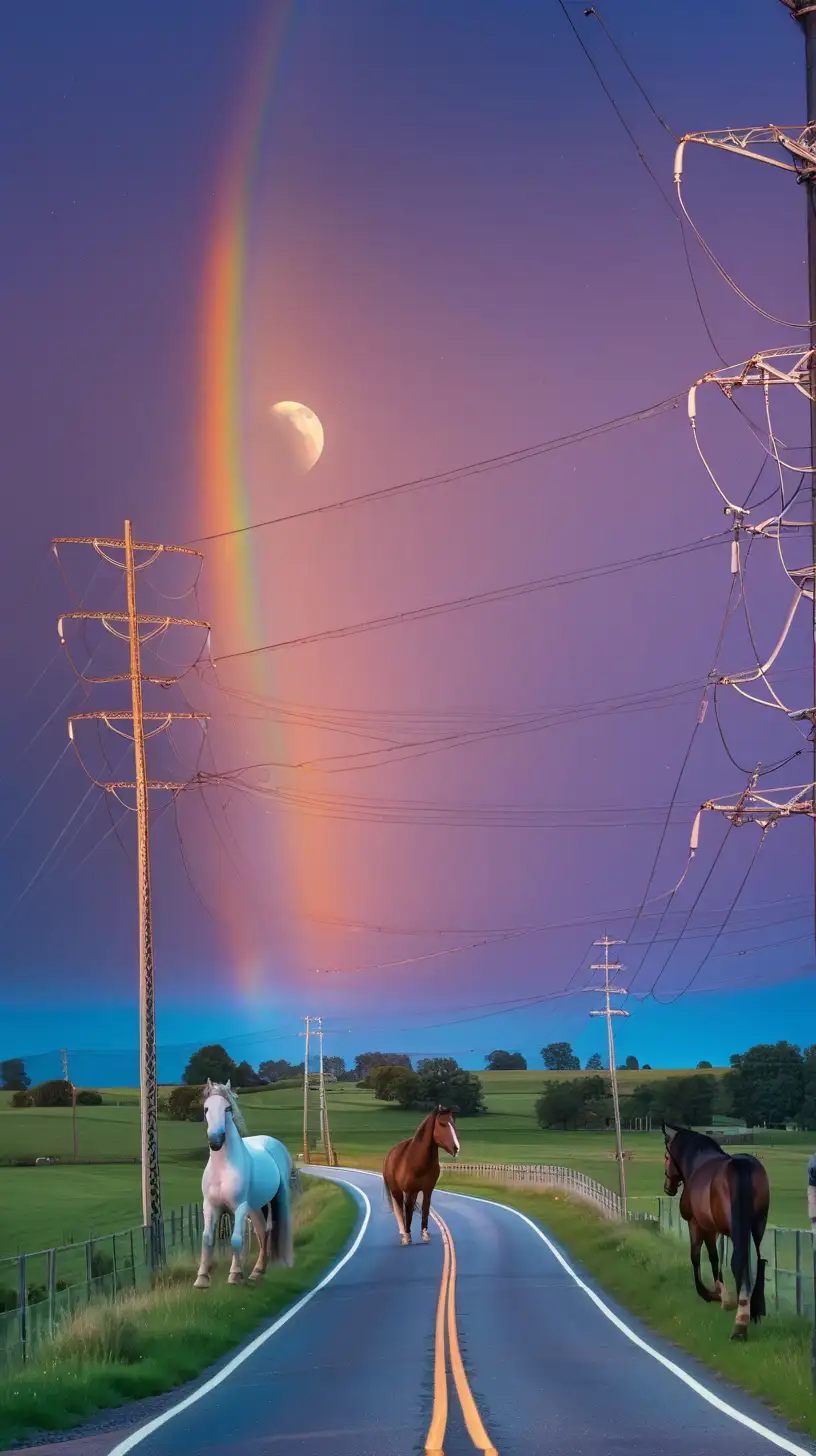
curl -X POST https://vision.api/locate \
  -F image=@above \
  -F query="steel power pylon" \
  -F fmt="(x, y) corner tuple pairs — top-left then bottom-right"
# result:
(584, 937), (629, 1215)
(53, 523), (210, 1254)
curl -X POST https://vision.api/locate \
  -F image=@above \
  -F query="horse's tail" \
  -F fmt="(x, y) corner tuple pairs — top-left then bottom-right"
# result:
(269, 1150), (295, 1268)
(729, 1157), (764, 1323)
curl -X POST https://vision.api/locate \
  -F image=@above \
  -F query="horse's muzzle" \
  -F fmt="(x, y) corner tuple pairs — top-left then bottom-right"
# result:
(208, 1133), (225, 1152)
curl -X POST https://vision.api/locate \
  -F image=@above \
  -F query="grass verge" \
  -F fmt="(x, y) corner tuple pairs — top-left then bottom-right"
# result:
(0, 1177), (356, 1449)
(453, 1178), (816, 1441)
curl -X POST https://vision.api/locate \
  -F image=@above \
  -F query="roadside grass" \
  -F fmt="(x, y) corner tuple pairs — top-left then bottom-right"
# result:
(0, 1177), (356, 1450)
(452, 1178), (816, 1440)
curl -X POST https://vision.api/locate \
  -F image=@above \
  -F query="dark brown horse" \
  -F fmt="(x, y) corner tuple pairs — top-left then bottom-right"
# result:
(662, 1122), (769, 1340)
(383, 1106), (460, 1246)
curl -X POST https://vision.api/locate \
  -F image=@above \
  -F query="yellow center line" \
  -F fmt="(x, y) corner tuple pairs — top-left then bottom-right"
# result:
(425, 1213), (451, 1454)
(426, 1210), (499, 1455)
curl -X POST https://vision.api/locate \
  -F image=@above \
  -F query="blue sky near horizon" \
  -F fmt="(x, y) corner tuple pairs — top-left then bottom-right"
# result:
(1, 0), (815, 1077)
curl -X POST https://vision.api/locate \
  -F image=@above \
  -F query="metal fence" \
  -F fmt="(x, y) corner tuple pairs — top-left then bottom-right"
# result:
(0, 1202), (244, 1373)
(443, 1161), (815, 1319)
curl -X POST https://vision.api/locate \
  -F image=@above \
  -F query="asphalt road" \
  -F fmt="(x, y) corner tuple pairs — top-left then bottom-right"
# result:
(99, 1167), (816, 1456)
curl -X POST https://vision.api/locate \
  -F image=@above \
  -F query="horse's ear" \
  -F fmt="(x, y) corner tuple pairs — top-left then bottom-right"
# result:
(205, 1078), (212, 1094)
(225, 1079), (232, 1092)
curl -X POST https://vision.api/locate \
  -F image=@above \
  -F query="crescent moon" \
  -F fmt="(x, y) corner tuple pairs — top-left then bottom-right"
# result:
(270, 400), (324, 472)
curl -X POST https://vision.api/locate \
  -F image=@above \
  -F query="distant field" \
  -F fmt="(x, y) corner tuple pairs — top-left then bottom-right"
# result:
(0, 1070), (811, 1255)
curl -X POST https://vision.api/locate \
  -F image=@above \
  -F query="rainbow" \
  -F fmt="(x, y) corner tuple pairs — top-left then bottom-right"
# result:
(198, 3), (297, 996)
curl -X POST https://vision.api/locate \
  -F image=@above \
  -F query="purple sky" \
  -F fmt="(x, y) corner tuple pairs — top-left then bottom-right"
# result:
(2, 0), (815, 1081)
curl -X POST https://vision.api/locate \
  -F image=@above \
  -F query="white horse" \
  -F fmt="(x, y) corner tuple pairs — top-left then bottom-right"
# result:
(194, 1080), (295, 1290)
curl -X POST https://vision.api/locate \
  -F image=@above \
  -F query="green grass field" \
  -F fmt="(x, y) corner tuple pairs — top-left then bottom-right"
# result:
(1, 1071), (812, 1255)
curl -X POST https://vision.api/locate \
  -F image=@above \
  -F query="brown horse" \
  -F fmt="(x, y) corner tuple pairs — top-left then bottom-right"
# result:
(383, 1106), (460, 1246)
(662, 1122), (769, 1341)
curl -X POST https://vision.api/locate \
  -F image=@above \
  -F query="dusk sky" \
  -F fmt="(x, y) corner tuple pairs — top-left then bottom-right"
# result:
(2, 0), (815, 1083)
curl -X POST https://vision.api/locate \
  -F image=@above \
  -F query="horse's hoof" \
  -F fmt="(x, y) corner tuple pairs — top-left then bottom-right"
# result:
(722, 1299), (737, 1311)
(248, 1270), (262, 1284)
(228, 1271), (244, 1285)
(421, 1230), (431, 1244)
(400, 1234), (411, 1246)
(730, 1325), (748, 1342)
(193, 1275), (210, 1290)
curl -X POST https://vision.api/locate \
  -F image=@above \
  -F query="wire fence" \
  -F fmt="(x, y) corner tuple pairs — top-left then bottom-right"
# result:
(0, 1202), (243, 1374)
(443, 1161), (815, 1318)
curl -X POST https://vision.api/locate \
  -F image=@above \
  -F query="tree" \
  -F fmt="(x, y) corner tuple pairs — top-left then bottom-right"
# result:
(624, 1055), (639, 1071)
(536, 1076), (610, 1130)
(626, 1081), (660, 1119)
(235, 1060), (263, 1087)
(324, 1056), (346, 1079)
(76, 1089), (102, 1106)
(485, 1050), (527, 1071)
(258, 1058), (302, 1083)
(0, 1058), (30, 1091)
(182, 1045), (239, 1087)
(724, 1041), (804, 1127)
(658, 1074), (717, 1126)
(354, 1052), (412, 1079)
(642, 1064), (652, 1070)
(369, 1066), (408, 1102)
(167, 1085), (205, 1121)
(697, 1060), (713, 1070)
(392, 1069), (421, 1108)
(415, 1058), (485, 1115)
(796, 1046), (816, 1130)
(540, 1042), (580, 1071)
(30, 1079), (73, 1108)
(585, 1053), (603, 1070)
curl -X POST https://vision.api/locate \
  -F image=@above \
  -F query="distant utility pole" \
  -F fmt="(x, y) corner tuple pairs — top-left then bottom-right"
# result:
(61, 1048), (78, 1163)
(315, 1018), (336, 1166)
(301, 1016), (312, 1163)
(585, 937), (629, 1215)
(54, 524), (209, 1255)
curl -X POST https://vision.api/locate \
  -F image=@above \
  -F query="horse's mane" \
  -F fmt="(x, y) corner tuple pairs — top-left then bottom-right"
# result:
(668, 1125), (725, 1157)
(208, 1082), (247, 1136)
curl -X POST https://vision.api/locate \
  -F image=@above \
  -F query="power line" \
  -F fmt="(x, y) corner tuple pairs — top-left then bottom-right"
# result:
(217, 532), (727, 662)
(187, 392), (683, 546)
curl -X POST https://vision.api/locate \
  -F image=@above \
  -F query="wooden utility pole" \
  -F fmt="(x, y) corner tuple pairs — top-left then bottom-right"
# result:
(316, 1018), (336, 1165)
(302, 1016), (312, 1163)
(61, 1048), (78, 1163)
(585, 937), (629, 1215)
(53, 525), (209, 1255)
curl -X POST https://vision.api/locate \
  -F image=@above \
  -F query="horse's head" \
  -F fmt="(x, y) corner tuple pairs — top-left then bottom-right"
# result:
(662, 1121), (682, 1196)
(433, 1106), (460, 1159)
(203, 1078), (233, 1152)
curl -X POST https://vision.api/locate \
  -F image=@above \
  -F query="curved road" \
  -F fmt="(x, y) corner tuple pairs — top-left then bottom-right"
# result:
(98, 1168), (814, 1456)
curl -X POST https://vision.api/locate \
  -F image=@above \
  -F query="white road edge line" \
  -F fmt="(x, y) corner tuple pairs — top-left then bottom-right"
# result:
(443, 1185), (814, 1456)
(104, 1179), (372, 1456)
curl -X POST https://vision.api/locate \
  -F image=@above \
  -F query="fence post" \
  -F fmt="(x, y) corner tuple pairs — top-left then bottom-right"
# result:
(18, 1254), (27, 1364)
(774, 1229), (780, 1314)
(112, 1233), (118, 1297)
(130, 1229), (136, 1289)
(797, 1231), (803, 1317)
(85, 1240), (93, 1303)
(47, 1247), (56, 1339)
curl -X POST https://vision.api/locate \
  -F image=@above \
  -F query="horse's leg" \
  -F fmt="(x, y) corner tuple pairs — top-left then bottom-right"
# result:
(387, 1183), (410, 1245)
(247, 1208), (267, 1283)
(194, 1199), (217, 1289)
(404, 1192), (417, 1243)
(729, 1238), (751, 1339)
(228, 1201), (250, 1284)
(421, 1185), (433, 1243)
(688, 1220), (717, 1302)
(703, 1232), (728, 1306)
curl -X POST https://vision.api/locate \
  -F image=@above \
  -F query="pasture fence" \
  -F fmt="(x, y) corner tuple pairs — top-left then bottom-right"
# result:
(442, 1161), (815, 1318)
(0, 1201), (247, 1373)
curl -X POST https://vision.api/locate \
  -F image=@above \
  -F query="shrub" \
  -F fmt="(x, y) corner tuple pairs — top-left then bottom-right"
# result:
(11, 1090), (34, 1108)
(30, 1079), (73, 1108)
(167, 1084), (204, 1122)
(90, 1250), (114, 1279)
(76, 1089), (102, 1106)
(50, 1299), (145, 1365)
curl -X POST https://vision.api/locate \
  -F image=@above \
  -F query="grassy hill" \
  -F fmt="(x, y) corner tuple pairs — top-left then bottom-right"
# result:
(1, 1068), (812, 1255)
